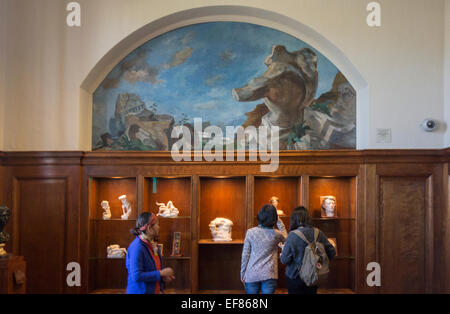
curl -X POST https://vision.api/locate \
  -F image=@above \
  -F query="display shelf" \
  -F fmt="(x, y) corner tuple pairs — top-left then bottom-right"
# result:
(89, 177), (138, 220)
(198, 239), (244, 245)
(162, 256), (191, 260)
(253, 176), (300, 218)
(312, 217), (356, 221)
(91, 218), (137, 221)
(144, 176), (192, 216)
(309, 176), (356, 291)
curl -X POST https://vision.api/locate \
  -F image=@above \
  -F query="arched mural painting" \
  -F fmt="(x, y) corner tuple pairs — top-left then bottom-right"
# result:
(93, 22), (356, 151)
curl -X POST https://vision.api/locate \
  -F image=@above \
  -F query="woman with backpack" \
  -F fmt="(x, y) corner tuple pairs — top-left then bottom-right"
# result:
(240, 204), (287, 294)
(280, 206), (336, 294)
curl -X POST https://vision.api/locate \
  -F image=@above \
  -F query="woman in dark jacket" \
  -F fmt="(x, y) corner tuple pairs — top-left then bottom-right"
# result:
(126, 212), (175, 294)
(280, 206), (336, 294)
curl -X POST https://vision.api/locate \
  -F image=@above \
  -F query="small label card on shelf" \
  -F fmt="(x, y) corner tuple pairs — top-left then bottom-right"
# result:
(171, 232), (181, 256)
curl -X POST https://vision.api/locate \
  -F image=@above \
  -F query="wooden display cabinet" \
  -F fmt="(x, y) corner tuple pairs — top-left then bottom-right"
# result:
(88, 177), (137, 292)
(198, 177), (246, 292)
(85, 171), (357, 293)
(253, 176), (301, 290)
(144, 176), (192, 292)
(309, 176), (356, 291)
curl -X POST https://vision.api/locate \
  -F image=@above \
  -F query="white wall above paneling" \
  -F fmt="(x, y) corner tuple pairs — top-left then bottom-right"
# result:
(0, 0), (447, 150)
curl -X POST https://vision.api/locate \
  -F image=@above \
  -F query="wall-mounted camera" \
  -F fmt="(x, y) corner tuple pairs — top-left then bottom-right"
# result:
(421, 119), (439, 132)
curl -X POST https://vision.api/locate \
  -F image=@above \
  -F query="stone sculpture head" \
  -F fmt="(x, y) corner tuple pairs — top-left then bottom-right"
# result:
(269, 196), (279, 209)
(209, 217), (233, 241)
(320, 196), (336, 217)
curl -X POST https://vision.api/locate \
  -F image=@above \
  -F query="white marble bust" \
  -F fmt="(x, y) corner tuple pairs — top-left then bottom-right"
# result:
(209, 217), (233, 242)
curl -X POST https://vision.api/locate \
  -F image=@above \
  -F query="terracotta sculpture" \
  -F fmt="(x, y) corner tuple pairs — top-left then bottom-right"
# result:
(118, 195), (132, 220)
(320, 196), (337, 218)
(269, 196), (285, 216)
(101, 200), (112, 220)
(209, 217), (233, 242)
(156, 201), (179, 218)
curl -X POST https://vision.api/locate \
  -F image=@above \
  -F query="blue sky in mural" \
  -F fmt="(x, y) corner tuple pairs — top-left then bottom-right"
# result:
(94, 22), (339, 130)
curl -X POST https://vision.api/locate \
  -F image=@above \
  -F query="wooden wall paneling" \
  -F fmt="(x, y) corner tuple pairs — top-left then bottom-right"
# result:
(80, 166), (90, 293)
(431, 163), (447, 292)
(137, 175), (144, 215)
(191, 175), (199, 293)
(355, 164), (367, 293)
(376, 164), (432, 294)
(246, 175), (254, 230)
(298, 176), (304, 206)
(9, 164), (81, 294)
(446, 164), (450, 293)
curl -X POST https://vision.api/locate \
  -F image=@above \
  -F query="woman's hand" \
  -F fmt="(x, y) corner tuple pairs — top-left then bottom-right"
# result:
(163, 275), (175, 283)
(160, 267), (175, 278)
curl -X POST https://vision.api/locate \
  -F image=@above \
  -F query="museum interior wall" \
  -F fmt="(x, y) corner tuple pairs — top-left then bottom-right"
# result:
(0, 0), (450, 294)
(0, 0), (447, 151)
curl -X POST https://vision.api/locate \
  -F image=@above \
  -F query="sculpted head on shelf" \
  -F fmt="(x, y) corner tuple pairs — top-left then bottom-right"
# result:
(320, 196), (337, 218)
(209, 217), (233, 242)
(269, 196), (285, 216)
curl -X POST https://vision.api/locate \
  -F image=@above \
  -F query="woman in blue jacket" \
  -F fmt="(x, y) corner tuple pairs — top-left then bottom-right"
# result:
(126, 212), (175, 294)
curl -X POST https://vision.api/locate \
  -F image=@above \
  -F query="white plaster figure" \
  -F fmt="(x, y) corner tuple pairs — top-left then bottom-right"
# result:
(156, 201), (179, 218)
(101, 200), (112, 220)
(118, 195), (132, 220)
(107, 244), (127, 258)
(320, 196), (337, 218)
(209, 217), (233, 242)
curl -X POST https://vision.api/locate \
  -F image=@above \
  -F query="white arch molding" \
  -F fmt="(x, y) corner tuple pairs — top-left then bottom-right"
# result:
(79, 5), (369, 150)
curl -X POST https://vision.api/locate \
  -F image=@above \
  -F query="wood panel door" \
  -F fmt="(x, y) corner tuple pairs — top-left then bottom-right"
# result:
(379, 176), (430, 293)
(14, 178), (68, 293)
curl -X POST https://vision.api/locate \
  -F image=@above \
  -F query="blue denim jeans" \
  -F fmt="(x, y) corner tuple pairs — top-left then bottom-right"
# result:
(245, 279), (277, 294)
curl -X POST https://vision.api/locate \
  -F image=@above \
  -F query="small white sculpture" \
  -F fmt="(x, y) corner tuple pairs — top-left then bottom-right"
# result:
(156, 201), (179, 218)
(101, 200), (112, 220)
(118, 195), (132, 220)
(107, 244), (127, 258)
(320, 196), (337, 218)
(269, 196), (285, 216)
(209, 217), (233, 242)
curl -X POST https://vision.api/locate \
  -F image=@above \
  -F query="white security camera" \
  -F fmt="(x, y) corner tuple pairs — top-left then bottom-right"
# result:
(421, 119), (438, 132)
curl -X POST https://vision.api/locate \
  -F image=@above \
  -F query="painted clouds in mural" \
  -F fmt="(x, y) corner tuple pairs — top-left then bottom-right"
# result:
(92, 22), (356, 151)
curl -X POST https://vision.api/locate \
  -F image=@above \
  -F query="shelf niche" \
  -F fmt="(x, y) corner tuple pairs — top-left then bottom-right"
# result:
(88, 177), (138, 292)
(198, 177), (246, 292)
(309, 176), (356, 291)
(144, 176), (192, 292)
